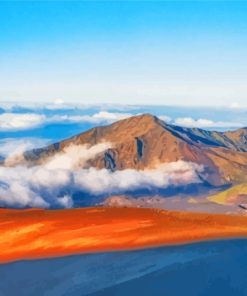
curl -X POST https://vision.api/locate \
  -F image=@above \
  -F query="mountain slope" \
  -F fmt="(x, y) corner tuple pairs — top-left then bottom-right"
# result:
(208, 183), (247, 206)
(24, 114), (247, 187)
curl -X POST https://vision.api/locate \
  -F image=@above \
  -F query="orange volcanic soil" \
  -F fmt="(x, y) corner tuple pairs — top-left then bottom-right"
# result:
(1, 207), (247, 264)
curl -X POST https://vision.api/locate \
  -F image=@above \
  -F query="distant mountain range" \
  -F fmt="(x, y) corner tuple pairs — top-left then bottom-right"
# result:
(25, 113), (247, 188)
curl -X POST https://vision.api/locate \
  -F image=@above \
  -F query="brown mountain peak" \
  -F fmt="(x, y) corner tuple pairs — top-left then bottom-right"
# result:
(83, 113), (165, 144)
(110, 113), (162, 130)
(23, 113), (247, 187)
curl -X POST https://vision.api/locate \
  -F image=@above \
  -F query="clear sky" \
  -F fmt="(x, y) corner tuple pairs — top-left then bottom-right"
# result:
(0, 1), (247, 107)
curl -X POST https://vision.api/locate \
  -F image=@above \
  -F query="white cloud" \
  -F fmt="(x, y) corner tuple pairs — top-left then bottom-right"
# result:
(47, 111), (133, 125)
(0, 139), (204, 209)
(0, 113), (46, 130)
(0, 111), (134, 131)
(229, 102), (241, 109)
(0, 107), (244, 132)
(174, 117), (242, 128)
(54, 99), (65, 105)
(158, 115), (172, 123)
(0, 138), (49, 158)
(44, 142), (112, 170)
(91, 111), (132, 122)
(43, 102), (140, 111)
(40, 112), (247, 130)
(0, 143), (111, 208)
(45, 102), (76, 110)
(74, 161), (203, 195)
(0, 179), (49, 208)
(0, 166), (70, 208)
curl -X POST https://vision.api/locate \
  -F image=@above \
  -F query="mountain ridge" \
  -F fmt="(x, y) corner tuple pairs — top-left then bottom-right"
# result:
(23, 113), (247, 187)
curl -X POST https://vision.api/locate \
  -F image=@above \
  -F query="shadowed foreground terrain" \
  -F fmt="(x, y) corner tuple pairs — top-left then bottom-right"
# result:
(2, 207), (247, 264)
(1, 240), (247, 296)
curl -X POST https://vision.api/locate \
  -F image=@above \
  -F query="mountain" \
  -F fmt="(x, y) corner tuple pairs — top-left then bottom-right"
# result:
(24, 114), (247, 187)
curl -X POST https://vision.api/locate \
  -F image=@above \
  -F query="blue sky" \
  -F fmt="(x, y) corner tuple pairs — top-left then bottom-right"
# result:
(0, 1), (247, 106)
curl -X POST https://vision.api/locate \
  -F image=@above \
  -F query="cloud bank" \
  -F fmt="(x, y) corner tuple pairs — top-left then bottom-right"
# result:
(174, 117), (242, 128)
(0, 110), (243, 132)
(0, 142), (204, 209)
(50, 111), (133, 125)
(0, 111), (133, 131)
(73, 161), (203, 195)
(0, 113), (46, 131)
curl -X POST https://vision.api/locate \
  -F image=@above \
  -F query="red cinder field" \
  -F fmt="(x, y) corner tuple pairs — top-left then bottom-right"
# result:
(1, 207), (247, 264)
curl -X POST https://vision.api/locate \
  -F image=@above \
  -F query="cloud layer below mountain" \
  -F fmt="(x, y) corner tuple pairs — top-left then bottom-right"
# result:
(0, 143), (204, 209)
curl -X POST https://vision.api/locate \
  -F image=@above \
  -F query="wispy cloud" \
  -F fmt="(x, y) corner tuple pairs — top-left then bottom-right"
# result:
(44, 142), (112, 170)
(0, 103), (244, 132)
(173, 117), (243, 129)
(157, 115), (172, 122)
(49, 111), (133, 125)
(0, 138), (49, 158)
(0, 111), (133, 131)
(0, 113), (46, 131)
(0, 101), (141, 112)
